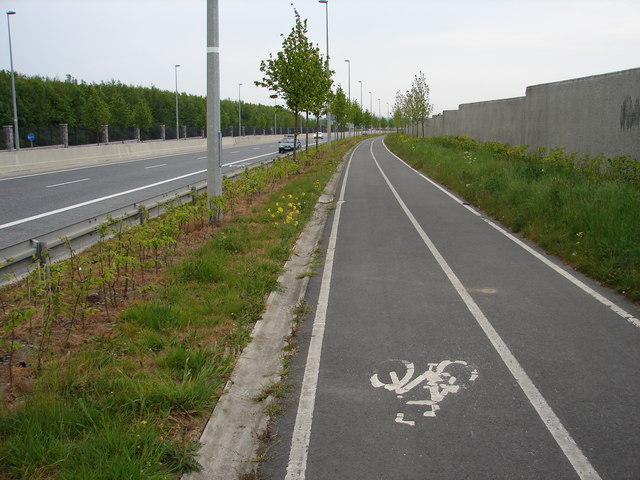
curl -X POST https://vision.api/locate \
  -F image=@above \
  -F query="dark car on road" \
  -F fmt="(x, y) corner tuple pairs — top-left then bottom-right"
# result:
(278, 136), (301, 153)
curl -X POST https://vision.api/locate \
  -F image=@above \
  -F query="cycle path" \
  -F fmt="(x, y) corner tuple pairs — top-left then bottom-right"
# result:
(260, 136), (640, 480)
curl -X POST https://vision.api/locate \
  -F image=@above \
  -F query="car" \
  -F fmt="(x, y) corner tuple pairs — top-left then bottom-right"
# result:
(278, 136), (301, 153)
(313, 132), (324, 139)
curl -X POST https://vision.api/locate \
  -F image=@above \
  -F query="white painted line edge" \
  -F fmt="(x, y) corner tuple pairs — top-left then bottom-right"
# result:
(381, 139), (640, 330)
(285, 143), (359, 480)
(46, 178), (89, 188)
(144, 163), (167, 169)
(0, 169), (205, 230)
(371, 139), (602, 480)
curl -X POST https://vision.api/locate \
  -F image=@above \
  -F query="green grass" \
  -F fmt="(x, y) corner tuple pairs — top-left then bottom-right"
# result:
(0, 137), (360, 479)
(385, 134), (640, 302)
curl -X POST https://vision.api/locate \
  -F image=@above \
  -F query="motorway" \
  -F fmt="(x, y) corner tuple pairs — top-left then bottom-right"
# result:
(259, 136), (640, 479)
(0, 139), (300, 249)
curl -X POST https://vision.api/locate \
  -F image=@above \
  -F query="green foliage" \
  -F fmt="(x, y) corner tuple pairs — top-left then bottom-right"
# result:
(386, 134), (640, 301)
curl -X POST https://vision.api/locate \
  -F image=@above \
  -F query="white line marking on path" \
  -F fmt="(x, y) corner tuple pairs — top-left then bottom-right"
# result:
(371, 139), (602, 480)
(144, 163), (167, 169)
(0, 170), (205, 230)
(381, 139), (640, 330)
(46, 178), (89, 188)
(284, 143), (359, 480)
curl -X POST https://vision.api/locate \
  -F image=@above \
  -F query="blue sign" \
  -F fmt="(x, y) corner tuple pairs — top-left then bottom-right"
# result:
(27, 133), (35, 141)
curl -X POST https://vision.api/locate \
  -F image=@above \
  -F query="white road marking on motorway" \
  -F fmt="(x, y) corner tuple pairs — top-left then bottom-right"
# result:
(230, 150), (239, 154)
(0, 170), (205, 230)
(285, 144), (358, 480)
(197, 156), (207, 159)
(144, 163), (167, 169)
(46, 178), (89, 188)
(381, 139), (640, 330)
(222, 152), (277, 167)
(0, 150), (208, 181)
(372, 139), (602, 480)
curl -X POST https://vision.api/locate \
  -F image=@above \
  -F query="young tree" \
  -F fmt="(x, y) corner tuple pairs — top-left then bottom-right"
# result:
(81, 88), (110, 134)
(407, 71), (432, 137)
(331, 86), (349, 139)
(256, 7), (332, 159)
(132, 99), (153, 131)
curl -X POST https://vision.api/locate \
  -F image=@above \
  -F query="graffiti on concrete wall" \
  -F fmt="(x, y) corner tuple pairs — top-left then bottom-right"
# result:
(620, 96), (640, 130)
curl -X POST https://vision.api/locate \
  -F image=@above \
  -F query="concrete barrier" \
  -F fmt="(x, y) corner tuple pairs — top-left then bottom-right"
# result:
(419, 67), (640, 159)
(0, 135), (282, 177)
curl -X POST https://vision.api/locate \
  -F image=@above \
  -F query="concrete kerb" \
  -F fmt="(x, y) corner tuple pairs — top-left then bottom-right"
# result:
(183, 150), (349, 480)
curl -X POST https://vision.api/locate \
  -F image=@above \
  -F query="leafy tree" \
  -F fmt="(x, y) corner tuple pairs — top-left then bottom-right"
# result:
(109, 92), (132, 127)
(331, 86), (349, 139)
(81, 88), (110, 132)
(405, 71), (432, 136)
(132, 99), (153, 130)
(256, 7), (331, 158)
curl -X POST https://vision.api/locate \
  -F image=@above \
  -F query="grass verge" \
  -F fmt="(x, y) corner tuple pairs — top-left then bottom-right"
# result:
(0, 137), (360, 480)
(385, 133), (640, 302)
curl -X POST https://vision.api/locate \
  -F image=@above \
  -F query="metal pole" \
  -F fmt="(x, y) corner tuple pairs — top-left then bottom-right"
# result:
(345, 59), (350, 103)
(207, 0), (222, 220)
(319, 0), (331, 147)
(238, 83), (242, 137)
(369, 91), (372, 114)
(358, 80), (363, 109)
(175, 64), (180, 140)
(7, 11), (19, 150)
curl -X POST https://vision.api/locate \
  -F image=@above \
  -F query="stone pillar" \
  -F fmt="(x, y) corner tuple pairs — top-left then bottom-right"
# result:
(160, 124), (166, 141)
(102, 125), (109, 144)
(134, 127), (141, 143)
(3, 125), (14, 151)
(181, 125), (187, 140)
(59, 123), (69, 148)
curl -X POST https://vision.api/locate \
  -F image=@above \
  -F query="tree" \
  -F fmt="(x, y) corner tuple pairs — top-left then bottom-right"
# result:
(331, 86), (349, 139)
(406, 71), (432, 137)
(256, 7), (332, 159)
(132, 99), (153, 130)
(109, 92), (132, 127)
(81, 88), (110, 133)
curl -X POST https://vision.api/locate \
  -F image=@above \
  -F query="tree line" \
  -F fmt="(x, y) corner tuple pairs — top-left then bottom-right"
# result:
(0, 70), (303, 134)
(392, 71), (433, 135)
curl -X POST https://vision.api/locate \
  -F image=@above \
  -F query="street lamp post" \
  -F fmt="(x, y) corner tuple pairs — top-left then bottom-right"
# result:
(238, 82), (243, 137)
(358, 80), (363, 109)
(6, 11), (19, 150)
(318, 0), (331, 147)
(369, 91), (372, 114)
(344, 59), (350, 103)
(378, 98), (381, 127)
(174, 64), (180, 140)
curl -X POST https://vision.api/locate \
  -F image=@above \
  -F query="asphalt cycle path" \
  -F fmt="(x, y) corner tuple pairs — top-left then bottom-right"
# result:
(260, 136), (640, 479)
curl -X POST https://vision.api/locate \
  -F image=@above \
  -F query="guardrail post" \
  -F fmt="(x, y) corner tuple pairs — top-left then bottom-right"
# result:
(31, 239), (47, 266)
(190, 186), (198, 205)
(138, 205), (147, 225)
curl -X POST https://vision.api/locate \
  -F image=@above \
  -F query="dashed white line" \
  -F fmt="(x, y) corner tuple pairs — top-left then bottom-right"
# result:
(0, 170), (205, 230)
(46, 178), (89, 188)
(145, 163), (167, 169)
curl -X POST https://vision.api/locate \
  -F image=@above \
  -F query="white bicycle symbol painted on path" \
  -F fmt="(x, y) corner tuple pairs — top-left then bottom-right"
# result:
(370, 359), (479, 426)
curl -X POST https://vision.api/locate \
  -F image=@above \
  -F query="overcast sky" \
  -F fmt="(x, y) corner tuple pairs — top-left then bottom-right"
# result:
(1, 0), (638, 116)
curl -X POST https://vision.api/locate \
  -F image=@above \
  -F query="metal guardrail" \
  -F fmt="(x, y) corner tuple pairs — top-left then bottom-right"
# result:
(0, 159), (274, 284)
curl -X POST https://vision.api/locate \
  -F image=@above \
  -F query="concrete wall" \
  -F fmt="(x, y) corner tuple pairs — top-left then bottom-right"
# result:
(418, 67), (640, 159)
(0, 135), (281, 177)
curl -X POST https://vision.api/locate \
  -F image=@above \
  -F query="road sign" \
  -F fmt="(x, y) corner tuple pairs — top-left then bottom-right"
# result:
(27, 133), (35, 141)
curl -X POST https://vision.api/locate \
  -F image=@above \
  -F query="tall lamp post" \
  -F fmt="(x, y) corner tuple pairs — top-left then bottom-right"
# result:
(238, 82), (243, 137)
(344, 59), (350, 103)
(6, 11), (19, 150)
(369, 91), (372, 114)
(174, 64), (180, 139)
(358, 80), (363, 109)
(318, 0), (331, 147)
(378, 98), (381, 128)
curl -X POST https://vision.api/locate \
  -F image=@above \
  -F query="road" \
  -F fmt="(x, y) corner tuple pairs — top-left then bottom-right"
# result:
(0, 139), (307, 249)
(259, 136), (640, 479)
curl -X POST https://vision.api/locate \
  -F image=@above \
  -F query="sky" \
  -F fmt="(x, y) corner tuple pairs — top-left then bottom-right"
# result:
(1, 0), (638, 116)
